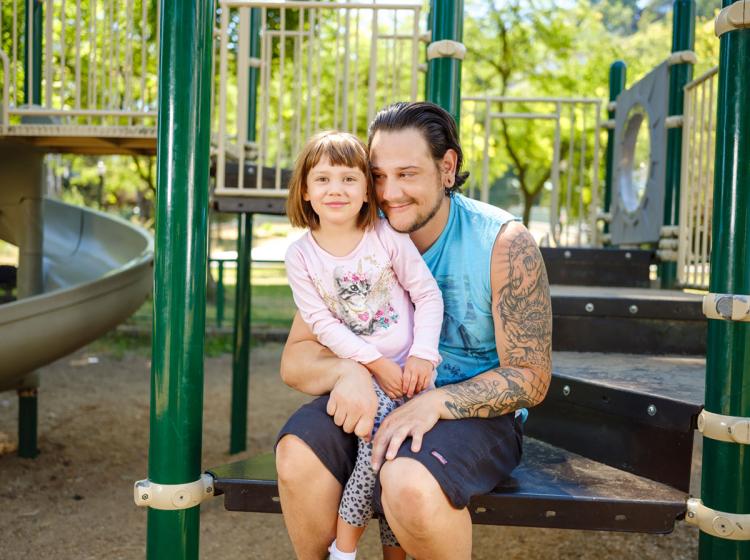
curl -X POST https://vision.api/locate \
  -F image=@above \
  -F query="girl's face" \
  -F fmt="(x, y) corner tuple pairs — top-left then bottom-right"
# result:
(304, 156), (369, 230)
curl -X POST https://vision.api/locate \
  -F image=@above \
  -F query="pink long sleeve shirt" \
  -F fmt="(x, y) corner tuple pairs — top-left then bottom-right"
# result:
(284, 218), (443, 368)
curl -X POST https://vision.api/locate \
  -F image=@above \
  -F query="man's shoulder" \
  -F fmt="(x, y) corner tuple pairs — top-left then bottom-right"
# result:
(453, 193), (519, 225)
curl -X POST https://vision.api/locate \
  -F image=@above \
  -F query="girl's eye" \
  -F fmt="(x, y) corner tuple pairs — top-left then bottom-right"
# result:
(345, 176), (357, 182)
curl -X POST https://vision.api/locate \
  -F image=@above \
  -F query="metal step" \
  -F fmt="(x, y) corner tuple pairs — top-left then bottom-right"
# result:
(550, 285), (705, 354)
(207, 438), (687, 533)
(541, 247), (653, 288)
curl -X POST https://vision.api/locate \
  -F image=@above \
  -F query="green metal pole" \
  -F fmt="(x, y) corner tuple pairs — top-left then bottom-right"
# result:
(18, 387), (38, 458)
(660, 0), (695, 288)
(426, 0), (463, 128)
(230, 215), (253, 454)
(18, 0), (44, 459)
(229, 7), (261, 454)
(698, 8), (750, 559)
(216, 260), (225, 328)
(24, 0), (42, 105)
(604, 61), (626, 240)
(146, 0), (214, 558)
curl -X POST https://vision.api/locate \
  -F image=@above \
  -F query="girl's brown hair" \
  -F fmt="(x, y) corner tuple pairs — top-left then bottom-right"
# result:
(286, 131), (378, 230)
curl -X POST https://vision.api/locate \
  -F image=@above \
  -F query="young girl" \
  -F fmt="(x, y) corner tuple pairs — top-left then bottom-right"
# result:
(284, 131), (444, 560)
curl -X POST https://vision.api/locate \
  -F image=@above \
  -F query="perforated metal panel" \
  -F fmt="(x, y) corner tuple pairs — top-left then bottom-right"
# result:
(610, 62), (669, 245)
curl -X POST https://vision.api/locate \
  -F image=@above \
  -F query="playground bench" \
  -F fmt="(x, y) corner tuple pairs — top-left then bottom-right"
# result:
(208, 353), (703, 534)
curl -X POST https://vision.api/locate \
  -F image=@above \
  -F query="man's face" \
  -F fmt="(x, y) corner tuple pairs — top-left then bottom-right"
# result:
(369, 128), (445, 234)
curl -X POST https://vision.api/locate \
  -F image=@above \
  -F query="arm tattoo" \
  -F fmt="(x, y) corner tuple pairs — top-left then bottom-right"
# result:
(441, 231), (552, 419)
(443, 368), (535, 418)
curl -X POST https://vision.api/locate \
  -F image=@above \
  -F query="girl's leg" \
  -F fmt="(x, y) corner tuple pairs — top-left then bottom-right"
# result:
(336, 382), (399, 552)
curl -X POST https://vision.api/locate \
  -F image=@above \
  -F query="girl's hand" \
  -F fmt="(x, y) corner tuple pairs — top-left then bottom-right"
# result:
(403, 356), (434, 398)
(365, 357), (405, 399)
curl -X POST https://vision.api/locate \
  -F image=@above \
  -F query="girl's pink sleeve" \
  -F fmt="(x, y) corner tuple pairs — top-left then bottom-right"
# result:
(377, 222), (443, 366)
(284, 244), (383, 364)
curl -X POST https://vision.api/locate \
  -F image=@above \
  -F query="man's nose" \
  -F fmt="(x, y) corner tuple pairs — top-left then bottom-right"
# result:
(378, 176), (401, 201)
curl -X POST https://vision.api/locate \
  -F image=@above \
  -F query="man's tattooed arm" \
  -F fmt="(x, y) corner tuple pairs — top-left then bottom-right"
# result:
(440, 223), (553, 419)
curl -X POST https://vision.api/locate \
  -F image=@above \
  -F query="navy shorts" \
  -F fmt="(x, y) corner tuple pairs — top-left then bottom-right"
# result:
(276, 395), (523, 510)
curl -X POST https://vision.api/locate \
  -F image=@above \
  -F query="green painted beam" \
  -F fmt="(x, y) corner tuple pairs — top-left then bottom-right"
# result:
(24, 0), (42, 105)
(426, 0), (463, 129)
(604, 61), (626, 240)
(146, 0), (215, 558)
(229, 7), (261, 455)
(698, 6), (750, 559)
(660, 0), (695, 288)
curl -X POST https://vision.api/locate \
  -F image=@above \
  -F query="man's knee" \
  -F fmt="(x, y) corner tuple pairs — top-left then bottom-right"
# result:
(380, 458), (449, 534)
(276, 434), (321, 486)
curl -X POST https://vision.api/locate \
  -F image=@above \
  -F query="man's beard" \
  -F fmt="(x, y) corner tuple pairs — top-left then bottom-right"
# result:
(386, 189), (444, 234)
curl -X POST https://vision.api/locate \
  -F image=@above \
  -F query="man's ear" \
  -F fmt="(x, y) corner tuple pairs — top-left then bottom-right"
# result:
(441, 149), (458, 176)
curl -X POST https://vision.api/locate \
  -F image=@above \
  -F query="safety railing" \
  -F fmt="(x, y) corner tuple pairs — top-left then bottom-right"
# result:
(0, 0), (158, 135)
(215, 0), (424, 197)
(462, 97), (603, 247)
(677, 66), (718, 290)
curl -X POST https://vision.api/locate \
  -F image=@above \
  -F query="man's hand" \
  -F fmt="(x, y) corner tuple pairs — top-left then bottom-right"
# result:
(371, 389), (443, 472)
(365, 357), (405, 399)
(402, 356), (434, 397)
(327, 361), (379, 441)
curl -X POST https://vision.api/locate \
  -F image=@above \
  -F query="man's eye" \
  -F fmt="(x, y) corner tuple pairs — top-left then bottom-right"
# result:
(400, 173), (414, 178)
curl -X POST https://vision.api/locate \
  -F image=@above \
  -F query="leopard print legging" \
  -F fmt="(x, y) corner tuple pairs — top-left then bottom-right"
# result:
(338, 380), (400, 547)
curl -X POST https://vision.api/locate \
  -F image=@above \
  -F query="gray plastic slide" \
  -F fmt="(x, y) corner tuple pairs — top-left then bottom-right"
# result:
(0, 199), (153, 392)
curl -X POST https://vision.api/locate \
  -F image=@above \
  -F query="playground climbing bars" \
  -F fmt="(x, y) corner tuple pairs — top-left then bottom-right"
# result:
(660, 0), (695, 288)
(697, 0), (750, 556)
(1, 0), (157, 133)
(677, 66), (718, 290)
(145, 1), (214, 558)
(214, 0), (423, 196)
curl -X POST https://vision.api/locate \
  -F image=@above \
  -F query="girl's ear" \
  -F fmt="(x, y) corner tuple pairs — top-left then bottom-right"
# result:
(302, 188), (310, 201)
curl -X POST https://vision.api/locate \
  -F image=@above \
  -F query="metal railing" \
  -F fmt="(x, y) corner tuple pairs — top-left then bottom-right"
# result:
(462, 96), (603, 247)
(0, 0), (158, 135)
(677, 66), (718, 290)
(215, 0), (424, 197)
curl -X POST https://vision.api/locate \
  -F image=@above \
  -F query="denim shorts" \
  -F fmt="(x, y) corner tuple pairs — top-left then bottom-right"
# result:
(276, 395), (523, 510)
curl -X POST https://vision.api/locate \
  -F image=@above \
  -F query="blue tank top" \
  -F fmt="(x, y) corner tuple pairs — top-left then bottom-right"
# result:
(421, 194), (519, 387)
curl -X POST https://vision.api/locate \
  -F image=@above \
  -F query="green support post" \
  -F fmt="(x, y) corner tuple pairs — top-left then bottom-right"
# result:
(24, 0), (42, 105)
(230, 215), (253, 454)
(426, 0), (463, 128)
(229, 7), (261, 454)
(603, 61), (626, 240)
(216, 260), (225, 328)
(18, 0), (44, 459)
(18, 388), (38, 458)
(145, 1), (214, 558)
(660, 0), (695, 288)
(698, 5), (750, 558)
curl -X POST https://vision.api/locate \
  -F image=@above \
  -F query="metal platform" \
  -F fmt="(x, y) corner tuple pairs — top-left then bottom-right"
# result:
(208, 351), (702, 533)
(208, 439), (687, 533)
(550, 285), (706, 354)
(0, 129), (156, 155)
(541, 247), (653, 288)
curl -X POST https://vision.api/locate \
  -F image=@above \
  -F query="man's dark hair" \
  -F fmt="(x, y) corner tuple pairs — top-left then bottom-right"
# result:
(367, 101), (469, 194)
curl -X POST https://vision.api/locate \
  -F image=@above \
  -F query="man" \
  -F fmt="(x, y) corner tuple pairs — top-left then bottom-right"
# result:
(276, 102), (552, 559)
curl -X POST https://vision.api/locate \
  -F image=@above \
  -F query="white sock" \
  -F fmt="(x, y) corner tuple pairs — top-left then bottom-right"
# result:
(328, 539), (357, 560)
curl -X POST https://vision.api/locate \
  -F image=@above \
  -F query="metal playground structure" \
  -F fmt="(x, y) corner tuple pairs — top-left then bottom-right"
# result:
(1, 0), (749, 559)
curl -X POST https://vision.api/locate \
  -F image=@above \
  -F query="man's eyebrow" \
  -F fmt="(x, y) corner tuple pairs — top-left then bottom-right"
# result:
(369, 165), (420, 171)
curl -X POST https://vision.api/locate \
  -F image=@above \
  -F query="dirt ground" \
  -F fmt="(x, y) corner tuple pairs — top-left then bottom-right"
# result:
(0, 341), (699, 559)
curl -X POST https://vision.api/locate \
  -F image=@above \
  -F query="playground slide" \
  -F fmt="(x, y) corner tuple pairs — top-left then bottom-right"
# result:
(0, 198), (153, 392)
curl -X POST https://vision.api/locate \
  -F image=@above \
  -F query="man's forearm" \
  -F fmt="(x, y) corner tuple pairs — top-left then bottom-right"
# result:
(435, 365), (549, 419)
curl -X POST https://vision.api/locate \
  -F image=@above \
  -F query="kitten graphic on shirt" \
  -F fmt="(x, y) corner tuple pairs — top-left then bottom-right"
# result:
(317, 261), (399, 336)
